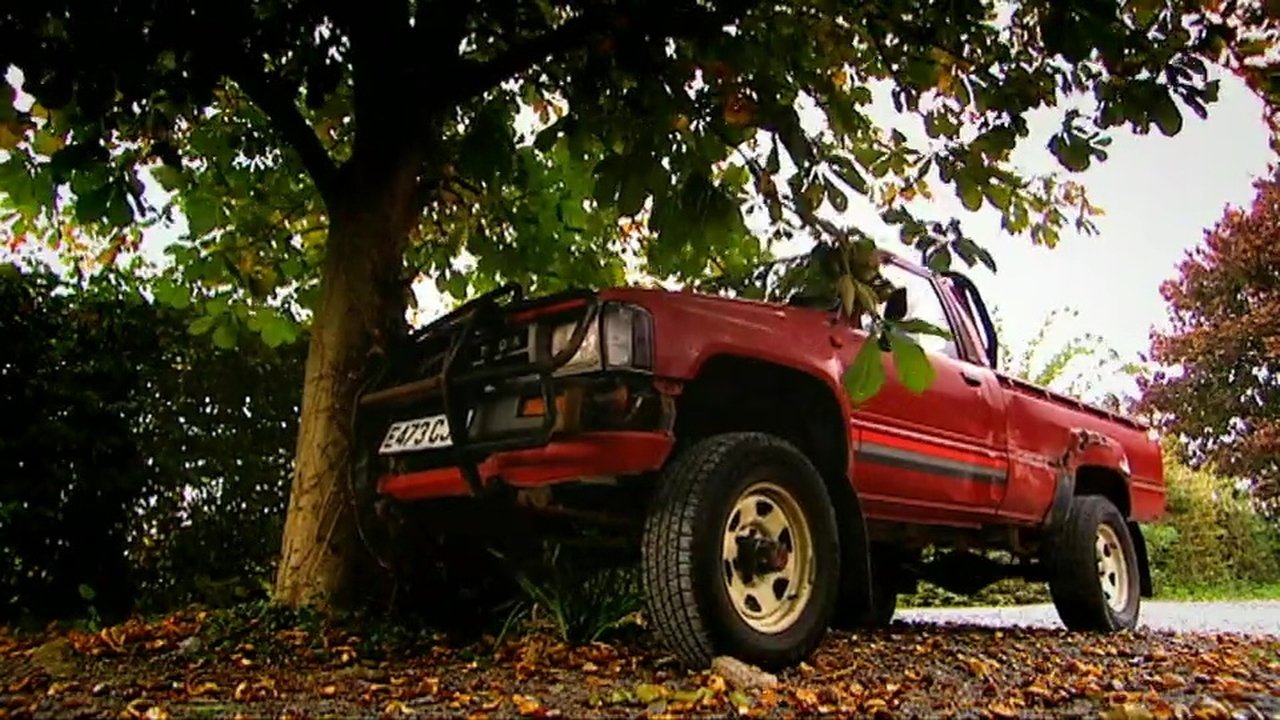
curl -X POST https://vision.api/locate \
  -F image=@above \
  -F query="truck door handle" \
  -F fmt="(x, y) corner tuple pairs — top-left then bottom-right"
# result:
(960, 370), (982, 387)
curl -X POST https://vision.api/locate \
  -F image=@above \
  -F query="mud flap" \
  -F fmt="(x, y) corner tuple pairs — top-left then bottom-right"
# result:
(1128, 521), (1154, 598)
(1044, 469), (1076, 532)
(831, 479), (875, 625)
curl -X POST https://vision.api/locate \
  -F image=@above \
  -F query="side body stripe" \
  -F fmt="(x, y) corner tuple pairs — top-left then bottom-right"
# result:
(855, 428), (1009, 485)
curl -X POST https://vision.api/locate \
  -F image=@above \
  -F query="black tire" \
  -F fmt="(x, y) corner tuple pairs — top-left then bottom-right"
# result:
(641, 432), (840, 669)
(1046, 495), (1141, 631)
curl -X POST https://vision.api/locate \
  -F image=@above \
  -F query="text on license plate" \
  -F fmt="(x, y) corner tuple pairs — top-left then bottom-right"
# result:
(379, 413), (456, 454)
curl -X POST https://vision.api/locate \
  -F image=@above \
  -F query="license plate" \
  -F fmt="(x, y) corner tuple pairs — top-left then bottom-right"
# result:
(378, 413), (457, 455)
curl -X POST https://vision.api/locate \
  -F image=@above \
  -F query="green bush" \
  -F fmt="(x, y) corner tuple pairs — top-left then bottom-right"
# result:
(901, 455), (1280, 609)
(0, 265), (305, 623)
(1144, 455), (1280, 594)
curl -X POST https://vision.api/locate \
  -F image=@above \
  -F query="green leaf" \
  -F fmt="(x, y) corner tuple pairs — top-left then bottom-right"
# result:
(893, 318), (953, 339)
(32, 129), (64, 156)
(558, 198), (588, 229)
(926, 247), (952, 272)
(957, 174), (982, 211)
(843, 336), (886, 403)
(1048, 133), (1091, 172)
(803, 181), (825, 212)
(151, 164), (186, 191)
(188, 314), (216, 336)
(983, 182), (1012, 211)
(106, 187), (133, 227)
(889, 332), (936, 393)
(186, 194), (220, 236)
(591, 155), (625, 206)
(260, 314), (298, 348)
(831, 156), (869, 194)
(617, 163), (650, 217)
(211, 321), (237, 350)
(154, 278), (191, 310)
(826, 177), (848, 212)
(1151, 90), (1183, 137)
(74, 183), (111, 224)
(77, 584), (96, 601)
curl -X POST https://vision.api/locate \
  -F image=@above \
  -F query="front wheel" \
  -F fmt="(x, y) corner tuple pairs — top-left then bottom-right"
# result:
(641, 433), (840, 669)
(1046, 495), (1141, 631)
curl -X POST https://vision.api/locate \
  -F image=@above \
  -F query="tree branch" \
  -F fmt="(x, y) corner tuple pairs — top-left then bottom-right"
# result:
(330, 0), (416, 148)
(233, 70), (340, 206)
(449, 10), (612, 104)
(448, 1), (750, 106)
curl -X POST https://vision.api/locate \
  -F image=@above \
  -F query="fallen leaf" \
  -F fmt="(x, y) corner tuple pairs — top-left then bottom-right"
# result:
(634, 683), (668, 704)
(1100, 702), (1154, 720)
(988, 700), (1019, 718)
(512, 694), (541, 716)
(382, 699), (414, 716)
(187, 681), (219, 698)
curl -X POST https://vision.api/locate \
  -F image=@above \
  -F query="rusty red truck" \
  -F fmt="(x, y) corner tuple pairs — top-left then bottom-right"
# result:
(357, 249), (1165, 669)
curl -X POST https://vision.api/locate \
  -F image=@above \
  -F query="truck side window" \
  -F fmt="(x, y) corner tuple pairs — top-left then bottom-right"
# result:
(879, 265), (959, 358)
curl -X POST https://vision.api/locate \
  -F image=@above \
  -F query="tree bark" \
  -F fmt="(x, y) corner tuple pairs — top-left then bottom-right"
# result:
(273, 154), (421, 609)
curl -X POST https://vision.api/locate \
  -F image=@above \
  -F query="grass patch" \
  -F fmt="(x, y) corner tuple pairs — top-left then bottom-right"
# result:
(1152, 581), (1280, 602)
(899, 579), (1280, 608)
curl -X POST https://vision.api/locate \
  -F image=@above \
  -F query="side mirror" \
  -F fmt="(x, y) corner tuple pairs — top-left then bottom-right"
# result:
(884, 287), (908, 322)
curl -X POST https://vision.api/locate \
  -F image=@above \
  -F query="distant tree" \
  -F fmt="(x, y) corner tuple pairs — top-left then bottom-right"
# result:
(1139, 175), (1280, 510)
(2, 0), (1277, 608)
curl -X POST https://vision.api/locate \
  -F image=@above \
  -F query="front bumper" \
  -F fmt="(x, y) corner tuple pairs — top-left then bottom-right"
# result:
(356, 284), (673, 501)
(377, 430), (673, 501)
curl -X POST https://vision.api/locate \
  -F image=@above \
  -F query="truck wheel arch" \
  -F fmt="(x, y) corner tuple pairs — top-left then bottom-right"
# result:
(1074, 464), (1132, 518)
(670, 354), (875, 618)
(1048, 463), (1153, 599)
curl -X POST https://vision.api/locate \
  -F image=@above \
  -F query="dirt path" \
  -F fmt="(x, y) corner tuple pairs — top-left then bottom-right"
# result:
(2, 610), (1278, 718)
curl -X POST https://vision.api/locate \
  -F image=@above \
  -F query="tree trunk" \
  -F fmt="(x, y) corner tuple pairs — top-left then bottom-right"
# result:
(273, 156), (420, 609)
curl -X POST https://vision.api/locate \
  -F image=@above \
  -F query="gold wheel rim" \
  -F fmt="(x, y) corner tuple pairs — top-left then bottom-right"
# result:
(721, 481), (815, 634)
(1096, 524), (1131, 613)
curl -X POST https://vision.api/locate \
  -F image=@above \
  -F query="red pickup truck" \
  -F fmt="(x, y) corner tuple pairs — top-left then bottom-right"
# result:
(358, 249), (1165, 670)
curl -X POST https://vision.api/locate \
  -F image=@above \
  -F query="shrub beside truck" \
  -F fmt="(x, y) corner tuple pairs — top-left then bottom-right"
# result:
(357, 250), (1165, 669)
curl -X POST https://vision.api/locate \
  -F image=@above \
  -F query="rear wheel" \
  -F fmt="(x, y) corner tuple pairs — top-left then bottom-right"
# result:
(1046, 495), (1141, 631)
(641, 433), (840, 669)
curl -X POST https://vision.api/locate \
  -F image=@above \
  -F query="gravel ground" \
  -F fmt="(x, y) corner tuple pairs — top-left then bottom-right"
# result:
(900, 600), (1280, 636)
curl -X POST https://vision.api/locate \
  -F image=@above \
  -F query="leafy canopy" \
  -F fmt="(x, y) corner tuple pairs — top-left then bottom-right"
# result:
(1, 0), (1278, 395)
(1140, 174), (1280, 510)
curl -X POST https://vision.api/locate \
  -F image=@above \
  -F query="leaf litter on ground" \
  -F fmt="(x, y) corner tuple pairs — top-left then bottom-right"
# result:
(1, 609), (1277, 719)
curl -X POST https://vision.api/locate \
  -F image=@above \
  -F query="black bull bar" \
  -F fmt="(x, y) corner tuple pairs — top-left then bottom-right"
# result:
(356, 283), (600, 497)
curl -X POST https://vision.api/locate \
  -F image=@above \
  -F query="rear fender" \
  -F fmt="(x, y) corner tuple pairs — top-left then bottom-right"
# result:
(1045, 428), (1133, 531)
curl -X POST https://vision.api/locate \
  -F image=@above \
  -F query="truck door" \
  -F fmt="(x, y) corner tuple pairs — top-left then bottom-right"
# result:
(849, 261), (1010, 526)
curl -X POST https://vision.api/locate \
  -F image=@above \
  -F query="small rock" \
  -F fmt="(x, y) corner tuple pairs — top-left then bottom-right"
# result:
(1190, 697), (1231, 720)
(176, 636), (202, 656)
(90, 683), (110, 697)
(711, 656), (778, 690)
(31, 638), (76, 679)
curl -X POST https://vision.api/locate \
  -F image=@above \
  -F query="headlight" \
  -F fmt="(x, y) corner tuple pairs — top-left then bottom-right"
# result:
(548, 303), (652, 375)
